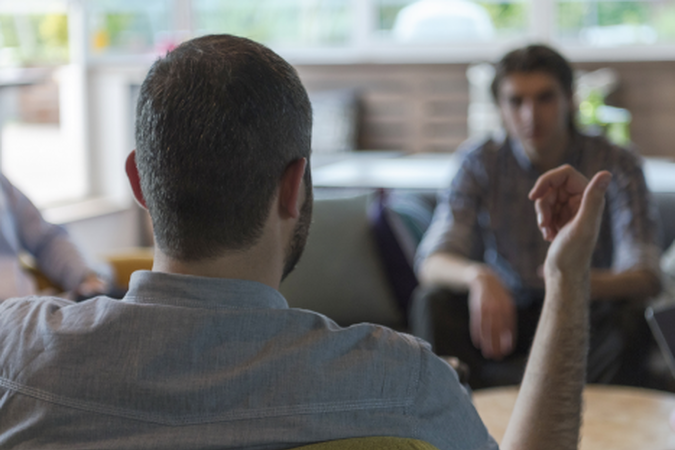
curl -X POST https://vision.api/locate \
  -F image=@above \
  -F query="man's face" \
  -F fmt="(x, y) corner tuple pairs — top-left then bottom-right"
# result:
(281, 179), (313, 281)
(497, 71), (572, 161)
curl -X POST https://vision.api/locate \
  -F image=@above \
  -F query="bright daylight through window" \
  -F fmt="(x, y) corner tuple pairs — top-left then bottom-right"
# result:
(0, 1), (86, 207)
(556, 0), (675, 46)
(0, 0), (674, 209)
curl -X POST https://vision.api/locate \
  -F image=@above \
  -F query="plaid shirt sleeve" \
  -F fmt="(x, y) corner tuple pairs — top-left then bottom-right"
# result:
(415, 147), (487, 273)
(0, 174), (90, 291)
(604, 147), (662, 275)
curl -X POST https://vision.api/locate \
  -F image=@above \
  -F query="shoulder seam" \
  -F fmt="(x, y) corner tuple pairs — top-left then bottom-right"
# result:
(0, 376), (415, 427)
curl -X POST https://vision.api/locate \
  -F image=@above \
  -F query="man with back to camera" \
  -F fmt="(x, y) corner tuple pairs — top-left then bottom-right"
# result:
(413, 44), (661, 389)
(1, 34), (609, 449)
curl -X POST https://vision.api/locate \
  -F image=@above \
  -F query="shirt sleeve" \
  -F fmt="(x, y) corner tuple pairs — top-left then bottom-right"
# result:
(415, 150), (485, 273)
(411, 345), (499, 450)
(1, 174), (90, 291)
(605, 150), (661, 275)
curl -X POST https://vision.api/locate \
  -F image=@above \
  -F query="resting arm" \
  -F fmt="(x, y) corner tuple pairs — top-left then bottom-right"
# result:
(418, 251), (489, 291)
(1, 175), (103, 294)
(501, 165), (611, 450)
(419, 252), (517, 360)
(592, 150), (662, 302)
(590, 268), (661, 301)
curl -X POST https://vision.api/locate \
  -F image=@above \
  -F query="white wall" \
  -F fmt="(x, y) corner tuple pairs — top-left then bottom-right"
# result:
(62, 206), (145, 264)
(41, 65), (152, 265)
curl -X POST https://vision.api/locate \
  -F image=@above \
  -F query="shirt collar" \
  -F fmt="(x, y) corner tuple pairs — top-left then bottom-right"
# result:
(508, 130), (583, 174)
(508, 137), (535, 172)
(123, 270), (289, 310)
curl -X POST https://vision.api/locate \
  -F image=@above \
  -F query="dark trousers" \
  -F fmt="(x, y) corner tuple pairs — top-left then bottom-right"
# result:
(409, 286), (651, 389)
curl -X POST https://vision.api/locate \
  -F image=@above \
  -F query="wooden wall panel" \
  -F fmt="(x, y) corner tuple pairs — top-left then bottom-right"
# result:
(296, 61), (675, 158)
(295, 64), (470, 154)
(577, 61), (675, 159)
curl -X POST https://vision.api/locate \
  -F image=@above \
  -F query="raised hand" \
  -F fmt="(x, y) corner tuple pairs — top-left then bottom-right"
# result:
(499, 165), (611, 450)
(528, 164), (611, 275)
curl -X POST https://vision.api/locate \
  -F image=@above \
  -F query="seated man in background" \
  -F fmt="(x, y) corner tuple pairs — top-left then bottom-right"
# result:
(414, 44), (661, 389)
(1, 34), (609, 450)
(0, 173), (107, 300)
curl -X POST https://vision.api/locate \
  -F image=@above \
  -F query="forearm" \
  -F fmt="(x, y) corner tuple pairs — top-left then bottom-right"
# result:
(417, 252), (492, 291)
(36, 235), (90, 291)
(590, 268), (661, 301)
(502, 164), (612, 450)
(501, 270), (588, 450)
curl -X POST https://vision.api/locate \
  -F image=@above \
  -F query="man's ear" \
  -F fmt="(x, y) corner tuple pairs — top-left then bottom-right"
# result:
(279, 158), (308, 219)
(125, 150), (147, 209)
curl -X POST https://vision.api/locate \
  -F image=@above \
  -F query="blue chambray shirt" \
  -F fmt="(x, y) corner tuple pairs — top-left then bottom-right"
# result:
(0, 174), (89, 299)
(0, 271), (498, 450)
(416, 132), (661, 306)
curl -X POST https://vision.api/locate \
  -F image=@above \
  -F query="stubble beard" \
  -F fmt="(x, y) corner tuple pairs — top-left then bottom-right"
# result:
(281, 183), (313, 281)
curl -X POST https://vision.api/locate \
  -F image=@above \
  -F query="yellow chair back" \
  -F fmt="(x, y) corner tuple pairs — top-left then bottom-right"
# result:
(291, 437), (440, 450)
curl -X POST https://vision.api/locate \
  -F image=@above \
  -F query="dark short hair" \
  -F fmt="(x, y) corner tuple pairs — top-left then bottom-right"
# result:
(135, 34), (312, 260)
(490, 44), (574, 101)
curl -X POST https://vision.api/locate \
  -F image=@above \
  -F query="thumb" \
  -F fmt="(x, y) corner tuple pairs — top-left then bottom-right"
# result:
(576, 171), (611, 233)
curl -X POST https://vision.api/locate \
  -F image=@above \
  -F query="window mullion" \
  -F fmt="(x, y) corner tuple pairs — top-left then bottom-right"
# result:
(64, 0), (91, 195)
(531, 0), (555, 43)
(174, 0), (193, 39)
(352, 0), (375, 53)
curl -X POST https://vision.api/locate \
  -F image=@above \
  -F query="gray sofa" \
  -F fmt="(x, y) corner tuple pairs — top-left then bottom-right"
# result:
(280, 190), (407, 329)
(279, 187), (675, 390)
(280, 188), (675, 329)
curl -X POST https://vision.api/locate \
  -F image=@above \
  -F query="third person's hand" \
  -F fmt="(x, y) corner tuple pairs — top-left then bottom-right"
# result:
(468, 267), (517, 360)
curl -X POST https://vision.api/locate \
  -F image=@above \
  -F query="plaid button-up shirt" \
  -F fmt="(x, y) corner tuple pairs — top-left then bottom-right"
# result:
(416, 131), (661, 306)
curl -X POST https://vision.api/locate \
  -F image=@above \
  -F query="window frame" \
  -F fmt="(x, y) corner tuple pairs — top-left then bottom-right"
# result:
(81, 0), (675, 65)
(3, 0), (674, 215)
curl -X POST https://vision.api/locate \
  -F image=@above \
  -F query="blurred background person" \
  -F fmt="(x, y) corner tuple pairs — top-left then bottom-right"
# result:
(0, 172), (110, 301)
(413, 44), (662, 389)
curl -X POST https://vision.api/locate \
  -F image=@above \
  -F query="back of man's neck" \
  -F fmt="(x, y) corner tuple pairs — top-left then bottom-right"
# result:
(151, 247), (283, 290)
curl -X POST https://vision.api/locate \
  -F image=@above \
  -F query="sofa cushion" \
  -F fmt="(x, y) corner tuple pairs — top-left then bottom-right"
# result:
(654, 192), (675, 251)
(368, 190), (436, 316)
(280, 191), (403, 328)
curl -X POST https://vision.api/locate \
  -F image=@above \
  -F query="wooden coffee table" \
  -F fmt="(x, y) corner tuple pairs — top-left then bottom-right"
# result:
(473, 384), (675, 450)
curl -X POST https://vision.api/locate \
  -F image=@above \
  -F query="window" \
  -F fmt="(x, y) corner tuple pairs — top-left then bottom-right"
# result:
(555, 0), (675, 46)
(1, 79), (88, 206)
(194, 0), (352, 47)
(87, 0), (174, 57)
(0, 1), (68, 66)
(375, 0), (530, 43)
(0, 1), (87, 207)
(1, 0), (674, 210)
(76, 0), (674, 62)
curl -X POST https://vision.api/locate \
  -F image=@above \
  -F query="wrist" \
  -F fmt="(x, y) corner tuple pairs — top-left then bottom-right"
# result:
(544, 260), (589, 286)
(544, 265), (590, 305)
(468, 264), (497, 289)
(80, 271), (100, 284)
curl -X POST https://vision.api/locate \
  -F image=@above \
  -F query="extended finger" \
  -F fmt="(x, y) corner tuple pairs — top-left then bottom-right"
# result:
(500, 307), (516, 356)
(470, 308), (482, 350)
(534, 196), (557, 241)
(492, 322), (507, 360)
(481, 312), (495, 358)
(486, 311), (510, 360)
(574, 171), (612, 237)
